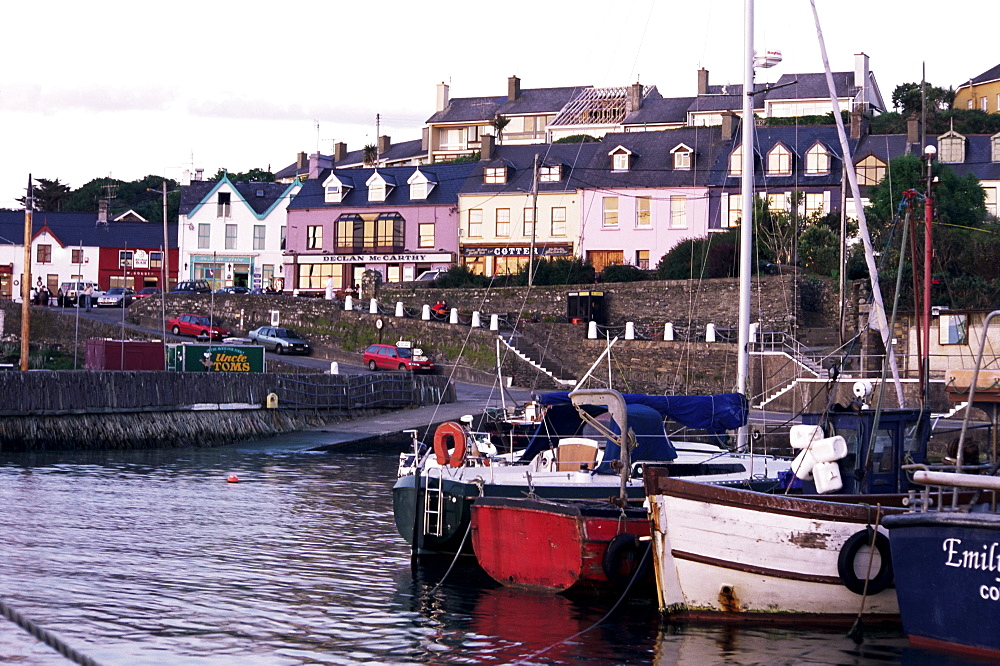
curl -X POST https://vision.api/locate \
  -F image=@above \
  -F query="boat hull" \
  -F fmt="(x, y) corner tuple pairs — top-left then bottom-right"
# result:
(470, 497), (650, 593)
(645, 470), (904, 622)
(884, 511), (1000, 658)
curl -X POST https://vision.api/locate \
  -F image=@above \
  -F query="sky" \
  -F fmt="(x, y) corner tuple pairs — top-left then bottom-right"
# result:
(0, 0), (994, 210)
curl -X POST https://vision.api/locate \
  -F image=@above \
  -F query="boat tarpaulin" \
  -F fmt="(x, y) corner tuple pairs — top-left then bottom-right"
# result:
(536, 392), (748, 431)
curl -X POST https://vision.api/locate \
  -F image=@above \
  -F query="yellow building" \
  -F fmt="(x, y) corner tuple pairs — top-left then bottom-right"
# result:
(954, 63), (1000, 113)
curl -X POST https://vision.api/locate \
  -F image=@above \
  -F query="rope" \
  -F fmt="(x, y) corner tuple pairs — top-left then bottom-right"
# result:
(0, 598), (103, 666)
(426, 479), (484, 595)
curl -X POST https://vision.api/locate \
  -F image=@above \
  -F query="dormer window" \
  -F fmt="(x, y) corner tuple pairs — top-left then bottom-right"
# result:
(938, 130), (966, 163)
(323, 173), (353, 203)
(767, 144), (792, 176)
(365, 171), (395, 203)
(407, 169), (437, 200)
(539, 165), (562, 182)
(855, 154), (886, 186)
(992, 132), (1000, 163)
(805, 143), (831, 175)
(609, 146), (633, 171)
(671, 144), (693, 170)
(484, 166), (507, 184)
(729, 146), (743, 177)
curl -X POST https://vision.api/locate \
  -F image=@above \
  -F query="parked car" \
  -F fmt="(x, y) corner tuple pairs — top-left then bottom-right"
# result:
(216, 286), (249, 295)
(363, 342), (435, 372)
(248, 326), (311, 355)
(415, 269), (445, 282)
(59, 281), (104, 304)
(167, 314), (230, 340)
(134, 287), (160, 299)
(97, 287), (136, 307)
(169, 280), (212, 295)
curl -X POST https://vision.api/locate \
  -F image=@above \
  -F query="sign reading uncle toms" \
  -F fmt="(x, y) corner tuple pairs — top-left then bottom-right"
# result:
(176, 344), (265, 373)
(463, 245), (572, 258)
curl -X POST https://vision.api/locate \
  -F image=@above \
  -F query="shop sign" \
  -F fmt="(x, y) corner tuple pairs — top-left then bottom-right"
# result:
(463, 245), (572, 258)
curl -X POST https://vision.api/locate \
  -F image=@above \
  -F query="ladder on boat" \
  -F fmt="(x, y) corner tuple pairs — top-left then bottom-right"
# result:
(422, 467), (444, 537)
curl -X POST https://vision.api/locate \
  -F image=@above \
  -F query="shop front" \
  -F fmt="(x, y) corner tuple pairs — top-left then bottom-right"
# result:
(0, 264), (12, 300)
(461, 244), (574, 277)
(189, 254), (253, 290)
(291, 252), (454, 294)
(99, 248), (174, 290)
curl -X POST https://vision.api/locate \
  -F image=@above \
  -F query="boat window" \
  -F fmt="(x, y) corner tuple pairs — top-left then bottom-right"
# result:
(939, 313), (968, 345)
(871, 429), (895, 473)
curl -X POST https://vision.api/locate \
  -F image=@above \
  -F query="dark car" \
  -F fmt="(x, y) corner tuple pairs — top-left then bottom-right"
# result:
(170, 280), (212, 295)
(248, 326), (311, 355)
(363, 343), (435, 372)
(216, 286), (250, 295)
(167, 313), (231, 340)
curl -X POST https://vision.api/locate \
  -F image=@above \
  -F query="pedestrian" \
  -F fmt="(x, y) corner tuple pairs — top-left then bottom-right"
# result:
(57, 287), (65, 308)
(84, 283), (94, 311)
(40, 285), (49, 306)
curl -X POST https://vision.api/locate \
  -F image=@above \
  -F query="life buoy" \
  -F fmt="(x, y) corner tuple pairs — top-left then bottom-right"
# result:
(602, 533), (653, 588)
(433, 422), (467, 468)
(837, 528), (893, 595)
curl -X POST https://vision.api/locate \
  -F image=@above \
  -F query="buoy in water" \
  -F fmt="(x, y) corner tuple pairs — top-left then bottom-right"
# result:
(227, 474), (239, 483)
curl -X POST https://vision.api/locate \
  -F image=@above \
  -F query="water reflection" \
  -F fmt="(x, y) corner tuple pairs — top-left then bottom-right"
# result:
(0, 433), (971, 664)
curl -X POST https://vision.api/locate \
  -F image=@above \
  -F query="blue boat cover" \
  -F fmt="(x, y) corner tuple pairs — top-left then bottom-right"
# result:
(536, 392), (748, 431)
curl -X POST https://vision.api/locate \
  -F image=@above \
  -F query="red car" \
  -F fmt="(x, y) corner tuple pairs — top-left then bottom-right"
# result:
(363, 343), (435, 372)
(167, 313), (231, 340)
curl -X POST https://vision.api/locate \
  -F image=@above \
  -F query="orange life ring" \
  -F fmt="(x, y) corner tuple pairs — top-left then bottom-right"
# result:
(433, 422), (467, 467)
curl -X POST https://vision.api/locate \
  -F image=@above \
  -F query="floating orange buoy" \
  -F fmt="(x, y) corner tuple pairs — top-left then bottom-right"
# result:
(227, 475), (239, 483)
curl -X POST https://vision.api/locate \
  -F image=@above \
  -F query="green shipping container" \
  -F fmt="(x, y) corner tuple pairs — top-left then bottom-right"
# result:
(166, 343), (265, 373)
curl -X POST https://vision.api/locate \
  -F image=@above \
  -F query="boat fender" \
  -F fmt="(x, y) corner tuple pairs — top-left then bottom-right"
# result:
(433, 422), (468, 468)
(837, 528), (893, 595)
(602, 534), (653, 588)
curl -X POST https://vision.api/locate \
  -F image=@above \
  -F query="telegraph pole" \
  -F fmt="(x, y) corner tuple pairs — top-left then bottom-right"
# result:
(20, 175), (33, 371)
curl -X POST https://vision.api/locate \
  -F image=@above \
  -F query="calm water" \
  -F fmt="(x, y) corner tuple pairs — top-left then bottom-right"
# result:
(0, 432), (980, 665)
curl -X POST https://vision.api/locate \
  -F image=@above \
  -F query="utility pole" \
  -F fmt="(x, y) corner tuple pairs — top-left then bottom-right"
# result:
(148, 180), (178, 293)
(20, 175), (33, 371)
(528, 153), (539, 286)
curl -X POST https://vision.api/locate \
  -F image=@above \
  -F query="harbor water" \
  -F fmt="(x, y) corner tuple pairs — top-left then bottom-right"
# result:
(0, 431), (975, 665)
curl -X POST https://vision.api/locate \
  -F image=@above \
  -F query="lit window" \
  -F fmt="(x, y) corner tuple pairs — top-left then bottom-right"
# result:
(855, 155), (886, 186)
(336, 214), (361, 250)
(496, 209), (510, 237)
(150, 252), (163, 269)
(768, 145), (792, 175)
(672, 146), (692, 170)
(468, 209), (483, 237)
(636, 250), (650, 270)
(729, 146), (742, 176)
(669, 196), (687, 229)
(612, 152), (629, 171)
(636, 197), (651, 228)
(805, 192), (826, 216)
(539, 166), (561, 182)
(118, 250), (134, 267)
(484, 167), (507, 184)
(806, 144), (830, 175)
(767, 193), (787, 212)
(307, 225), (323, 250)
(603, 197), (619, 227)
(992, 133), (1000, 163)
(551, 207), (566, 236)
(419, 223), (435, 248)
(724, 194), (742, 228)
(984, 187), (996, 216)
(938, 131), (966, 163)
(225, 224), (237, 250)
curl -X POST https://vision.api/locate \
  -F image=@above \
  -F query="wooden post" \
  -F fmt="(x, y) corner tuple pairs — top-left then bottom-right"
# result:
(20, 175), (32, 371)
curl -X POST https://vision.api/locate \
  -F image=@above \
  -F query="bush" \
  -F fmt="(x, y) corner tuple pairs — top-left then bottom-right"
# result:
(435, 265), (490, 289)
(657, 231), (739, 280)
(512, 257), (595, 286)
(798, 224), (839, 277)
(600, 264), (648, 283)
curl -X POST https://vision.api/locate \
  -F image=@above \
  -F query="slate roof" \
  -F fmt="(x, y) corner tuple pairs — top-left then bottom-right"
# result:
(288, 163), (477, 211)
(719, 125), (855, 189)
(853, 133), (1000, 183)
(458, 143), (601, 196)
(766, 71), (856, 100)
(178, 177), (295, 217)
(623, 96), (696, 125)
(273, 139), (427, 179)
(0, 211), (176, 248)
(964, 63), (1000, 86)
(581, 128), (731, 189)
(426, 87), (589, 124)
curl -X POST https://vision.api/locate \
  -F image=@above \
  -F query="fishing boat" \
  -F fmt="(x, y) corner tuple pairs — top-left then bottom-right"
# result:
(393, 389), (790, 557)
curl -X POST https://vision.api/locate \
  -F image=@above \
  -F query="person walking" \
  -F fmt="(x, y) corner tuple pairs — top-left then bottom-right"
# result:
(84, 283), (94, 311)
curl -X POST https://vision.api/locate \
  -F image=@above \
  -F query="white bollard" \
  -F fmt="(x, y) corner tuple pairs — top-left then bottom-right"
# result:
(663, 322), (674, 341)
(472, 311), (481, 328)
(395, 301), (404, 317)
(588, 321), (598, 339)
(422, 304), (431, 320)
(706, 323), (716, 342)
(489, 314), (499, 331)
(329, 362), (339, 375)
(369, 298), (378, 314)
(344, 295), (353, 311)
(625, 322), (635, 340)
(449, 308), (459, 324)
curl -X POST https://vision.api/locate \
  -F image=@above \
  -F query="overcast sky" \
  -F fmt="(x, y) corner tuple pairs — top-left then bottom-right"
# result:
(0, 0), (993, 210)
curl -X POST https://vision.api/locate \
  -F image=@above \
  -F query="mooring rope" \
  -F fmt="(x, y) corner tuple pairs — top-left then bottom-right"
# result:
(0, 598), (102, 666)
(426, 478), (484, 596)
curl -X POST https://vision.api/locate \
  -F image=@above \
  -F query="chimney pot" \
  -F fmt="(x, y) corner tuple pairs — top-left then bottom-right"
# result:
(436, 82), (450, 112)
(377, 135), (390, 156)
(333, 142), (347, 163)
(481, 134), (495, 161)
(698, 68), (709, 95)
(627, 83), (643, 113)
(508, 75), (521, 102)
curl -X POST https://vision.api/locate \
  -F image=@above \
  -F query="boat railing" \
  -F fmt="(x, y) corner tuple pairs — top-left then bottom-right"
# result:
(902, 463), (1000, 513)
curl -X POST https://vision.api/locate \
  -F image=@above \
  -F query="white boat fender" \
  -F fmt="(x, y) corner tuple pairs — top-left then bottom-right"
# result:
(837, 528), (893, 595)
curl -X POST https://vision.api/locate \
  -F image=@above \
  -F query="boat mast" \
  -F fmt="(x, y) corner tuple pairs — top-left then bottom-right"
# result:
(735, 0), (755, 447)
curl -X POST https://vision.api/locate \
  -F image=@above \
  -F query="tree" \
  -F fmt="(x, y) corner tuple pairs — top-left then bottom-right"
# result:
(491, 114), (511, 145)
(212, 167), (275, 182)
(656, 231), (740, 280)
(754, 192), (808, 266)
(19, 178), (72, 211)
(891, 82), (954, 115)
(363, 144), (378, 167)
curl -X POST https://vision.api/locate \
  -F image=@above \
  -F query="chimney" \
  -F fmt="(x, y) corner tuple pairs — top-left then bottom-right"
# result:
(181, 169), (191, 186)
(481, 134), (495, 161)
(436, 82), (450, 112)
(627, 83), (643, 113)
(377, 135), (391, 156)
(309, 153), (333, 179)
(854, 53), (870, 109)
(906, 115), (921, 144)
(721, 111), (737, 139)
(98, 199), (108, 223)
(296, 151), (307, 170)
(194, 168), (204, 182)
(698, 68), (709, 95)
(508, 75), (521, 102)
(850, 111), (870, 139)
(422, 127), (429, 152)
(333, 142), (347, 163)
